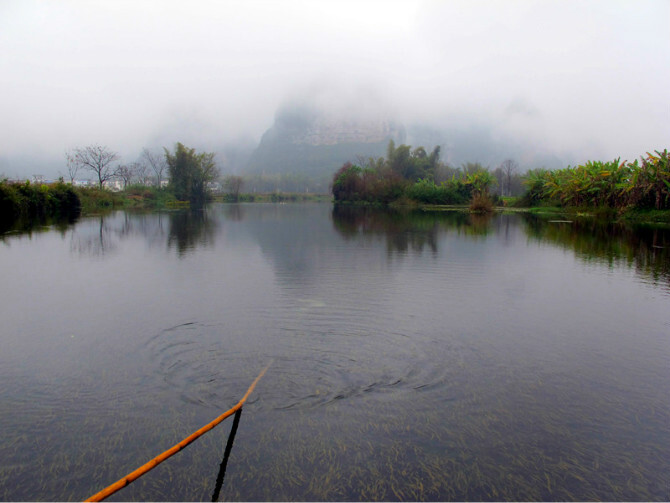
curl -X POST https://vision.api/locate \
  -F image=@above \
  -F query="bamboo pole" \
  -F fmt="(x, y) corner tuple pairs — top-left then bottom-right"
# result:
(84, 362), (271, 502)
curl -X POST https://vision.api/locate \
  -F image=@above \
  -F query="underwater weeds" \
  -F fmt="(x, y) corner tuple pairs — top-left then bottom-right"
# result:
(84, 362), (271, 502)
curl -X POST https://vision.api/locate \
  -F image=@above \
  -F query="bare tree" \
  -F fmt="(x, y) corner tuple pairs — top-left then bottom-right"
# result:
(64, 150), (79, 183)
(141, 148), (168, 187)
(73, 145), (120, 189)
(133, 160), (150, 186)
(498, 159), (518, 197)
(223, 175), (244, 201)
(116, 164), (134, 188)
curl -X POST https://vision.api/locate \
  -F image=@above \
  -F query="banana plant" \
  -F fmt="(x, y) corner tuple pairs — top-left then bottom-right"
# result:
(464, 169), (496, 197)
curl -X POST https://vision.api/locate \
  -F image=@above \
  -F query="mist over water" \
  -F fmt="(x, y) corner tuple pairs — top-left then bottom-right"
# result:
(1, 204), (668, 501)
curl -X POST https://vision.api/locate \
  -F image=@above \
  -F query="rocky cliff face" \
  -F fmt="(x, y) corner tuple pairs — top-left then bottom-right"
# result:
(293, 117), (400, 146)
(245, 105), (405, 176)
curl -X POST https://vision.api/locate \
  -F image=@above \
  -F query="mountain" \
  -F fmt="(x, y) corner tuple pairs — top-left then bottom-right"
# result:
(245, 104), (405, 178)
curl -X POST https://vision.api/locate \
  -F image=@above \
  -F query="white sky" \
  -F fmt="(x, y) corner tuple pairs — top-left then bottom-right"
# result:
(1, 0), (668, 176)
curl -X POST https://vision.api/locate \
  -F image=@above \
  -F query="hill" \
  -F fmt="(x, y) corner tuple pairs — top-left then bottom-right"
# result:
(246, 104), (405, 179)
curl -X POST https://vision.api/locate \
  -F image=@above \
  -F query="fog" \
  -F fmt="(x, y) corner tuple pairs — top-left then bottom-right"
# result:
(1, 0), (668, 179)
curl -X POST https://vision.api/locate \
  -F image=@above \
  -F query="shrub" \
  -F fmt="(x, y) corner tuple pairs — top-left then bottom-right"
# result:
(469, 193), (494, 213)
(0, 181), (80, 226)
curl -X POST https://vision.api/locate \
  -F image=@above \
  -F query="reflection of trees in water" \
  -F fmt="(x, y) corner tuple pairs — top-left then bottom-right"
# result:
(167, 209), (218, 256)
(70, 214), (118, 257)
(69, 211), (170, 257)
(1, 213), (77, 240)
(222, 204), (245, 222)
(523, 214), (670, 287)
(332, 205), (495, 255)
(9, 205), (220, 257)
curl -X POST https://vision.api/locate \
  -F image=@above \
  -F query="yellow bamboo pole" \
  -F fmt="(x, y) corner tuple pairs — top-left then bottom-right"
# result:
(84, 362), (271, 502)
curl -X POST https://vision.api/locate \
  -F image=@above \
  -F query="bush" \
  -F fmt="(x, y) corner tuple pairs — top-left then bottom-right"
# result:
(0, 181), (80, 231)
(0, 181), (21, 219)
(469, 193), (494, 213)
(405, 178), (471, 205)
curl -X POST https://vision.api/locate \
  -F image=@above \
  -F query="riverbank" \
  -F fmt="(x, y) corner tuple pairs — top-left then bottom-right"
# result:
(405, 200), (670, 226)
(517, 205), (670, 225)
(4, 180), (669, 234)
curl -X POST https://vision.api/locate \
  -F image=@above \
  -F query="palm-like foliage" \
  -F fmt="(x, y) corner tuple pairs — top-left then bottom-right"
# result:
(464, 169), (496, 197)
(521, 149), (669, 210)
(625, 150), (670, 209)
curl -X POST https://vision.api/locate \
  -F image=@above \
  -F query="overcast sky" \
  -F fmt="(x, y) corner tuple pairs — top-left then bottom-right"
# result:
(1, 0), (668, 177)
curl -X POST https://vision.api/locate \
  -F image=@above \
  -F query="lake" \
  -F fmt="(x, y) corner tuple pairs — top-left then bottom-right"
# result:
(1, 203), (669, 501)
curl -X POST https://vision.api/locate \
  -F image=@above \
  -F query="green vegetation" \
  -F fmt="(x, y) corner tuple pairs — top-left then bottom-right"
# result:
(165, 142), (219, 206)
(75, 186), (123, 213)
(331, 141), (497, 211)
(518, 149), (670, 214)
(121, 185), (178, 208)
(0, 180), (80, 228)
(331, 145), (670, 223)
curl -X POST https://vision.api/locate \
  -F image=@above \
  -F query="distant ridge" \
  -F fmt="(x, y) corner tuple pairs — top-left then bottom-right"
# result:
(244, 103), (566, 181)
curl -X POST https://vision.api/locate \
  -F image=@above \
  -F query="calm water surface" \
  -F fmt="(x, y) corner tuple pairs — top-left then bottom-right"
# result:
(1, 204), (669, 501)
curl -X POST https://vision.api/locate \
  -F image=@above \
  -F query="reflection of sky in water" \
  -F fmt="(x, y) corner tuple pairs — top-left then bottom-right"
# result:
(0, 204), (668, 501)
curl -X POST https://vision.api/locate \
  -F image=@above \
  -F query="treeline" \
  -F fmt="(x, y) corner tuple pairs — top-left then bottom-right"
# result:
(1, 142), (220, 227)
(332, 142), (670, 214)
(0, 180), (80, 223)
(65, 142), (219, 206)
(521, 149), (670, 210)
(332, 141), (501, 211)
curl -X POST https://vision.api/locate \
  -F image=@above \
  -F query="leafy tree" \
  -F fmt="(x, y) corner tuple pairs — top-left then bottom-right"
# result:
(332, 162), (363, 201)
(384, 141), (441, 182)
(164, 143), (219, 205)
(461, 162), (486, 176)
(428, 145), (441, 172)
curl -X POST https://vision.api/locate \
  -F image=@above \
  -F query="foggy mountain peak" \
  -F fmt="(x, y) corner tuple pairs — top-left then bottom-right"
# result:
(273, 103), (404, 147)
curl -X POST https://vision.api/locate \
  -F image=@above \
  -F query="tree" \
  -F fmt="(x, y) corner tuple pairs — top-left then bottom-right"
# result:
(499, 159), (518, 197)
(385, 140), (441, 182)
(64, 150), (79, 183)
(116, 164), (134, 188)
(141, 148), (168, 187)
(164, 143), (219, 205)
(133, 160), (150, 186)
(72, 145), (120, 189)
(461, 162), (486, 176)
(332, 162), (363, 201)
(223, 175), (244, 201)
